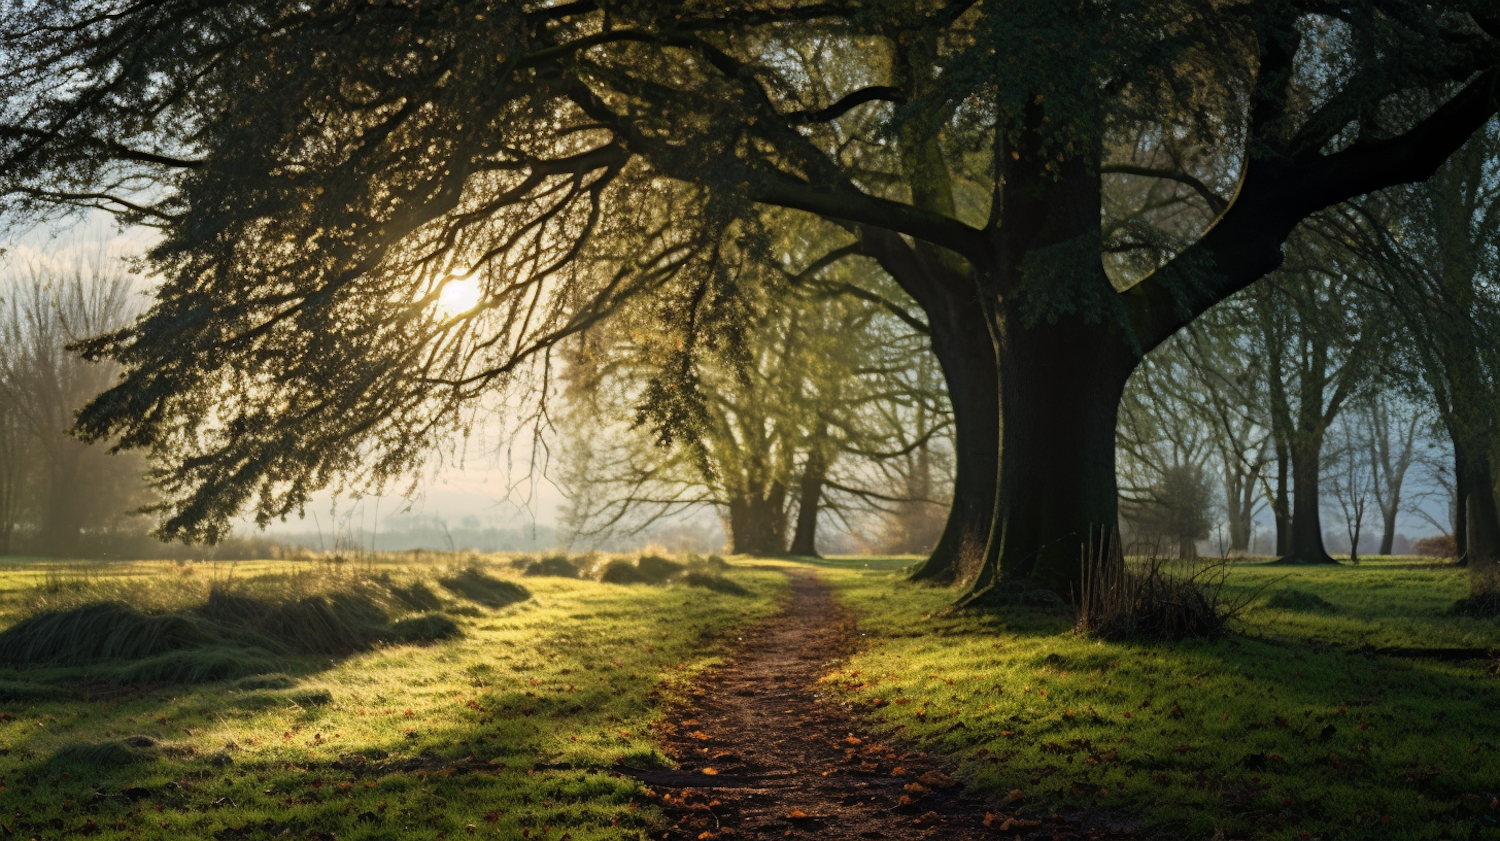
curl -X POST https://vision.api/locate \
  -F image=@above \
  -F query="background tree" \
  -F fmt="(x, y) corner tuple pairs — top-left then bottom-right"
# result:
(557, 245), (945, 556)
(1249, 234), (1384, 565)
(1363, 393), (1427, 555)
(3, 2), (1498, 600)
(1323, 408), (1375, 562)
(1119, 305), (1272, 556)
(0, 261), (150, 556)
(1339, 123), (1500, 586)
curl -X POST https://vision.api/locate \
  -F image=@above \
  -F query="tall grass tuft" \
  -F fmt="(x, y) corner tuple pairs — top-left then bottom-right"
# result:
(0, 602), (209, 665)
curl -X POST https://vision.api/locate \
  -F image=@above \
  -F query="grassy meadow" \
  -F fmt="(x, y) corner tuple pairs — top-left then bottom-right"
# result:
(816, 555), (1500, 841)
(0, 553), (785, 840)
(1, 552), (1497, 840)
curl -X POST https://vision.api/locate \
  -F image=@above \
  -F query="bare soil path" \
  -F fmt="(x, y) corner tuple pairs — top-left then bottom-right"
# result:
(621, 568), (1135, 840)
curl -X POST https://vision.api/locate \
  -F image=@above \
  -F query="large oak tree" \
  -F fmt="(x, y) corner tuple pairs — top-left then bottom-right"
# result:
(3, 0), (1498, 600)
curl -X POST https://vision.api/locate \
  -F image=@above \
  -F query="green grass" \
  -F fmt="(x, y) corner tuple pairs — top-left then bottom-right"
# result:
(7, 552), (1497, 840)
(0, 554), (786, 840)
(820, 557), (1500, 841)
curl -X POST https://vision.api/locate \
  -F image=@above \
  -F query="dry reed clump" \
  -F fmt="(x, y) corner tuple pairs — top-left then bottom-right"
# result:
(1075, 541), (1246, 641)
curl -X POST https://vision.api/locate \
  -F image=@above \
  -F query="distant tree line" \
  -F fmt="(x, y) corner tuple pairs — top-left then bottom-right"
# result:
(1116, 123), (1500, 574)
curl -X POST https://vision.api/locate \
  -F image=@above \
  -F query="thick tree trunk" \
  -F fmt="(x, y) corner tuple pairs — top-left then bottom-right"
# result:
(1461, 456), (1500, 590)
(1378, 506), (1398, 556)
(1280, 436), (1337, 564)
(1225, 466), (1257, 553)
(1273, 443), (1291, 555)
(727, 484), (788, 555)
(1178, 536), (1199, 560)
(1453, 433), (1471, 565)
(955, 319), (1136, 604)
(907, 302), (999, 585)
(788, 450), (826, 558)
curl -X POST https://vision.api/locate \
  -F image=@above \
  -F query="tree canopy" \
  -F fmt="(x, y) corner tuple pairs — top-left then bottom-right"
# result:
(3, 0), (1498, 596)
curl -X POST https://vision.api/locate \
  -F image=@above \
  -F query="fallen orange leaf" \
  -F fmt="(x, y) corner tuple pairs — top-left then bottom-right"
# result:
(701, 767), (718, 776)
(786, 809), (809, 819)
(918, 771), (956, 788)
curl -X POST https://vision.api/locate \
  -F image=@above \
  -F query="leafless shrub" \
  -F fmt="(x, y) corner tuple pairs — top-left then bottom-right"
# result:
(1075, 533), (1250, 641)
(1412, 534), (1458, 559)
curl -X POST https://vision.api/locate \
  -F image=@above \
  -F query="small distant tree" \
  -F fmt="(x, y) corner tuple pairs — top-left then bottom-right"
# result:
(1324, 411), (1374, 563)
(1123, 464), (1217, 560)
(1364, 394), (1425, 556)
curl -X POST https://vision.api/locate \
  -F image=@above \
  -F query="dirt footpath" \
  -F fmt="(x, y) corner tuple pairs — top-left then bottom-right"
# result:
(621, 568), (1135, 840)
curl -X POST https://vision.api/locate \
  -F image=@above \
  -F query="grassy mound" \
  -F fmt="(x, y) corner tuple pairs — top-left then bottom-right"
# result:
(687, 554), (731, 572)
(675, 571), (749, 596)
(47, 741), (149, 769)
(594, 558), (648, 584)
(0, 602), (209, 666)
(522, 555), (582, 579)
(0, 678), (70, 703)
(595, 554), (694, 585)
(232, 673), (295, 690)
(636, 555), (687, 582)
(1265, 587), (1339, 613)
(0, 578), (479, 684)
(389, 612), (462, 643)
(437, 566), (531, 608)
(381, 578), (444, 612)
(116, 647), (281, 684)
(196, 587), (388, 655)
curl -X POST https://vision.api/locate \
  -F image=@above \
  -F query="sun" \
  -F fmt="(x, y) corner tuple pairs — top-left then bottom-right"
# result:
(436, 272), (484, 316)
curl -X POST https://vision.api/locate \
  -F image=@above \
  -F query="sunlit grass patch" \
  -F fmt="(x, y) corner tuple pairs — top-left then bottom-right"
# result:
(0, 554), (786, 840)
(821, 559), (1500, 841)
